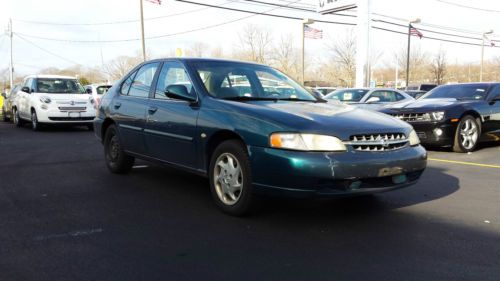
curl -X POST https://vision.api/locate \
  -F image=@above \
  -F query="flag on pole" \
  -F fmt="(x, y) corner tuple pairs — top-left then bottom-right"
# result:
(484, 34), (496, 46)
(145, 0), (161, 4)
(409, 24), (423, 39)
(304, 25), (323, 39)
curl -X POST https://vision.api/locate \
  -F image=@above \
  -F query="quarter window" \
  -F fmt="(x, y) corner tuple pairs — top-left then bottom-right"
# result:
(370, 91), (401, 102)
(128, 63), (159, 98)
(120, 71), (137, 95)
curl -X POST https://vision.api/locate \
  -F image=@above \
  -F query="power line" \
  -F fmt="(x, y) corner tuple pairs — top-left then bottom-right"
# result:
(435, 0), (500, 13)
(14, 34), (82, 65)
(12, 0), (240, 26)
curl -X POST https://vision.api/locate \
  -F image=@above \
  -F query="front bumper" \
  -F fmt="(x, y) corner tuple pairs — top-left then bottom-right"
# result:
(248, 145), (427, 198)
(410, 122), (457, 146)
(36, 107), (96, 124)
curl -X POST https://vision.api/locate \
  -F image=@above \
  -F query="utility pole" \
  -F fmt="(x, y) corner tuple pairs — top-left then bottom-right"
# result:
(395, 62), (398, 89)
(355, 0), (371, 87)
(139, 0), (146, 62)
(301, 18), (314, 85)
(480, 30), (493, 82)
(405, 18), (421, 90)
(8, 18), (13, 90)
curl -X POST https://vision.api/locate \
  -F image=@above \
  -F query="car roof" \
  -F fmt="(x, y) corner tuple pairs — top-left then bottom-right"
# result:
(25, 74), (77, 79)
(143, 57), (269, 67)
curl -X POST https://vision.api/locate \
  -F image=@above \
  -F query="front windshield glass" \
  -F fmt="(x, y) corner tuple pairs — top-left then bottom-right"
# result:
(421, 84), (489, 100)
(324, 89), (369, 102)
(192, 61), (317, 101)
(36, 78), (85, 94)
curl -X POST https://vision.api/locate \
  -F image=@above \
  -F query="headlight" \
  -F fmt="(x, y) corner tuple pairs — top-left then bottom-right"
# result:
(39, 96), (51, 103)
(408, 130), (420, 146)
(431, 111), (445, 121)
(270, 133), (347, 151)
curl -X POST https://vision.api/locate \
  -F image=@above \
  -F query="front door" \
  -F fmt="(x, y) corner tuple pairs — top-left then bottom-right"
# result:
(144, 61), (200, 168)
(484, 85), (500, 137)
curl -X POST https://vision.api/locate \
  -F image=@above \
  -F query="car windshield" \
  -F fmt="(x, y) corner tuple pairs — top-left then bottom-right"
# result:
(97, 85), (112, 95)
(421, 84), (489, 100)
(36, 78), (85, 94)
(191, 61), (317, 102)
(324, 89), (369, 102)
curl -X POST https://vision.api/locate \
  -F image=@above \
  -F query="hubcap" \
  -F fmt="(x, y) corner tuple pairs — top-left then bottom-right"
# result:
(14, 110), (18, 124)
(213, 153), (243, 205)
(460, 119), (478, 150)
(32, 112), (37, 129)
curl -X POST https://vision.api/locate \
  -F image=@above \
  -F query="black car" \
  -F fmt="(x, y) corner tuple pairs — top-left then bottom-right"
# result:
(381, 83), (500, 152)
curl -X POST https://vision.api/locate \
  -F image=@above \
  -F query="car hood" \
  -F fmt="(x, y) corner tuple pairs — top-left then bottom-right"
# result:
(222, 100), (413, 139)
(382, 98), (461, 111)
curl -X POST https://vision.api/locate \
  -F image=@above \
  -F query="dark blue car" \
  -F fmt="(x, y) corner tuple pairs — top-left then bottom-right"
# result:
(94, 58), (427, 215)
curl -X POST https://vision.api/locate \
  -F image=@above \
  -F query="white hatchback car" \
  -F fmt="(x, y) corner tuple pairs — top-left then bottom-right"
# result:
(84, 83), (112, 108)
(13, 75), (96, 131)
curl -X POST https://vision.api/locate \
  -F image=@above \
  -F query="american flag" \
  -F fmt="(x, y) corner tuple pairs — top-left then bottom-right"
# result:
(145, 0), (161, 4)
(409, 24), (423, 39)
(304, 25), (323, 39)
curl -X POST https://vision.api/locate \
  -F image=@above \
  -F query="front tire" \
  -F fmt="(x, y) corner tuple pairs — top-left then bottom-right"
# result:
(208, 140), (254, 216)
(453, 115), (480, 153)
(2, 108), (9, 122)
(104, 124), (134, 174)
(13, 108), (24, 127)
(31, 110), (41, 131)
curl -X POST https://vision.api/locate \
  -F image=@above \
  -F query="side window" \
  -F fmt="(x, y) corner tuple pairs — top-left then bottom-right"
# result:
(128, 62), (159, 98)
(24, 78), (32, 89)
(370, 91), (397, 102)
(394, 91), (406, 101)
(154, 61), (194, 100)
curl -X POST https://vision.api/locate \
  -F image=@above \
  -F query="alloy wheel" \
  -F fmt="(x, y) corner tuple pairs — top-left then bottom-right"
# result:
(459, 119), (478, 150)
(213, 152), (243, 206)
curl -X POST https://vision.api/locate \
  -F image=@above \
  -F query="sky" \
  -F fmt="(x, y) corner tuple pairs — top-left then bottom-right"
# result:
(1, 0), (500, 76)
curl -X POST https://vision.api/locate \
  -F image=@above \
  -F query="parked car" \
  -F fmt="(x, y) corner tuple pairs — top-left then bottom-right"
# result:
(406, 83), (437, 92)
(94, 58), (427, 215)
(324, 88), (414, 110)
(84, 83), (112, 108)
(314, 87), (336, 96)
(12, 75), (96, 131)
(381, 83), (500, 152)
(2, 84), (21, 122)
(405, 90), (426, 99)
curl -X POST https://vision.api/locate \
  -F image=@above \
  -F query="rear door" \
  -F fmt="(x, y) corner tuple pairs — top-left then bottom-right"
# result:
(112, 62), (160, 155)
(144, 61), (200, 168)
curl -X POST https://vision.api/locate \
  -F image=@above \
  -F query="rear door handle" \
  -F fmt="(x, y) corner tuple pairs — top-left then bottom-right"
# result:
(148, 106), (158, 114)
(114, 102), (122, 109)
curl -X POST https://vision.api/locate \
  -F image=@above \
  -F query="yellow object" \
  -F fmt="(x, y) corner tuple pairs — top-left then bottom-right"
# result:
(429, 158), (500, 169)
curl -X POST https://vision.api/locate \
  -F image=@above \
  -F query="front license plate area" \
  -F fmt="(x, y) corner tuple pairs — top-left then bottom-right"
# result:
(378, 167), (403, 177)
(69, 112), (80, 118)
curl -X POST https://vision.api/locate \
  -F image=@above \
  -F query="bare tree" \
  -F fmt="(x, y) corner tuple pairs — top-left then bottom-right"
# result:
(236, 24), (273, 63)
(325, 31), (356, 87)
(430, 48), (447, 84)
(270, 34), (300, 79)
(103, 55), (142, 81)
(210, 46), (224, 58)
(395, 45), (428, 85)
(187, 42), (209, 57)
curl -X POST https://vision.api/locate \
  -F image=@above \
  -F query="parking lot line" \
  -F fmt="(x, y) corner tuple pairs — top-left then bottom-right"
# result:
(428, 158), (500, 169)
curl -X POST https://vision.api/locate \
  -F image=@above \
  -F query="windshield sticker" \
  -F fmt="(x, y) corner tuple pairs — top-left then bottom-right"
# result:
(343, 93), (353, 100)
(476, 89), (485, 92)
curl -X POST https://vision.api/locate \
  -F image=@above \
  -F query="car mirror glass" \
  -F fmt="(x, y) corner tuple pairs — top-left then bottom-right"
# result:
(165, 85), (196, 102)
(21, 86), (31, 93)
(366, 96), (380, 103)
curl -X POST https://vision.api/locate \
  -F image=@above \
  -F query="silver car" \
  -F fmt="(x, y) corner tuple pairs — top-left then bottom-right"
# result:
(324, 88), (415, 110)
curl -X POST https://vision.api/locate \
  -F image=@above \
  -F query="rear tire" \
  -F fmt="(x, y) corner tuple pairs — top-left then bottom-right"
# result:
(2, 108), (9, 122)
(453, 115), (480, 153)
(104, 124), (134, 174)
(208, 140), (255, 216)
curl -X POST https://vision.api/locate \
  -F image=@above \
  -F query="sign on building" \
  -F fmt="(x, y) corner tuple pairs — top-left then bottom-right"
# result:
(317, 0), (357, 14)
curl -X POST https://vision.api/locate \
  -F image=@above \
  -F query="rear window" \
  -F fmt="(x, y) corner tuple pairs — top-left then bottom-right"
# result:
(36, 78), (85, 94)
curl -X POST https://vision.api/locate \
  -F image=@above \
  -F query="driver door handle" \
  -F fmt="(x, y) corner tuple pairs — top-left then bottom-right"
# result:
(148, 106), (158, 114)
(114, 102), (122, 109)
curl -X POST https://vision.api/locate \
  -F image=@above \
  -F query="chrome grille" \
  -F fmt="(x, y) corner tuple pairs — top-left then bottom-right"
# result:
(58, 107), (86, 111)
(345, 133), (408, 152)
(390, 113), (429, 122)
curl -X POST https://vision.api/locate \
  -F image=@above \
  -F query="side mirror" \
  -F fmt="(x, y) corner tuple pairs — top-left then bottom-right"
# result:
(1, 92), (6, 98)
(86, 88), (92, 94)
(165, 85), (196, 102)
(21, 86), (31, 93)
(366, 96), (381, 103)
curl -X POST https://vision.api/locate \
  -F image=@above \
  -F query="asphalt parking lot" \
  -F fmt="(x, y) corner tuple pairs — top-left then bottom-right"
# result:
(1, 121), (499, 281)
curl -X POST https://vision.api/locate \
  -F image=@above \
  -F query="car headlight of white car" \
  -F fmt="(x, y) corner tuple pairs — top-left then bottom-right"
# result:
(39, 96), (51, 104)
(408, 130), (420, 146)
(270, 133), (347, 151)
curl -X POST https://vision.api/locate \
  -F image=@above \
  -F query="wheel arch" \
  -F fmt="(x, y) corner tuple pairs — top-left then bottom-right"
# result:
(460, 110), (482, 124)
(101, 118), (116, 143)
(205, 130), (246, 172)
